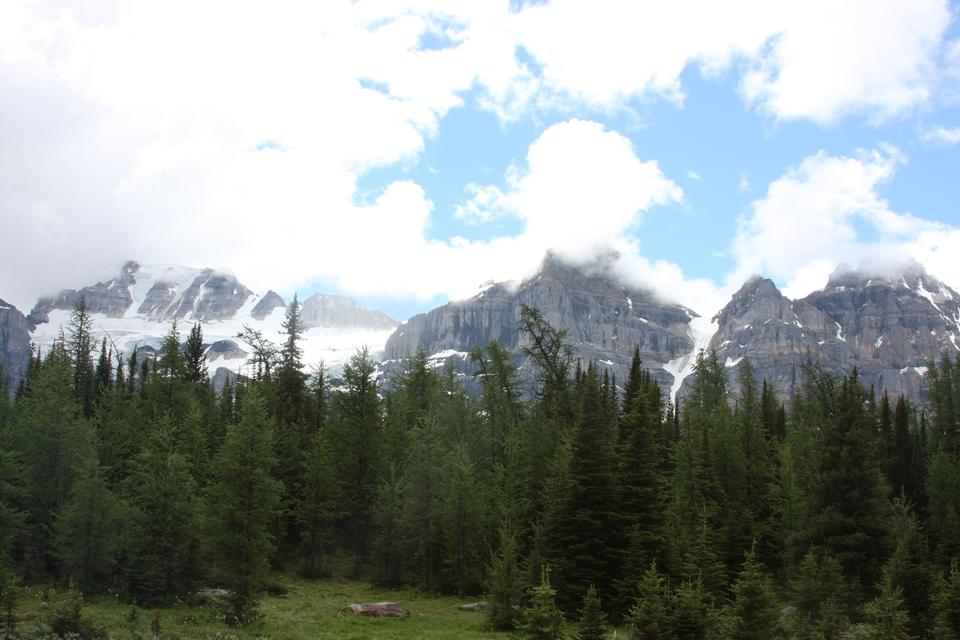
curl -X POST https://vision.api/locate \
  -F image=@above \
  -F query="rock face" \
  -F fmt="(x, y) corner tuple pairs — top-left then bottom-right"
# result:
(28, 261), (138, 327)
(28, 261), (253, 326)
(251, 290), (286, 320)
(703, 262), (960, 403)
(384, 254), (696, 391)
(0, 298), (31, 390)
(300, 293), (398, 331)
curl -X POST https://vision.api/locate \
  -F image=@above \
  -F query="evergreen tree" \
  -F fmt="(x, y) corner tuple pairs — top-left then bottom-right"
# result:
(520, 567), (564, 640)
(54, 456), (127, 591)
(669, 580), (711, 640)
(727, 547), (779, 640)
(67, 297), (96, 416)
(548, 363), (620, 610)
(442, 442), (485, 595)
(204, 386), (281, 623)
(297, 432), (339, 578)
(329, 347), (382, 576)
(856, 582), (915, 640)
(883, 498), (933, 635)
(125, 414), (199, 604)
(626, 561), (668, 640)
(184, 323), (208, 384)
(576, 585), (607, 640)
(934, 559), (960, 640)
(11, 342), (95, 578)
(486, 517), (525, 631)
(809, 371), (888, 592)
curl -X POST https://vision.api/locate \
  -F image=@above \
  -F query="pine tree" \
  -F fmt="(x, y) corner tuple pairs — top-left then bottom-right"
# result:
(297, 432), (338, 578)
(125, 414), (199, 604)
(11, 342), (95, 578)
(486, 517), (525, 631)
(809, 371), (888, 592)
(204, 385), (281, 623)
(669, 580), (711, 640)
(576, 585), (607, 640)
(933, 559), (960, 640)
(549, 363), (620, 610)
(857, 582), (915, 640)
(54, 456), (127, 591)
(883, 498), (933, 635)
(329, 347), (382, 577)
(67, 297), (96, 416)
(184, 323), (208, 384)
(727, 547), (779, 640)
(520, 567), (564, 640)
(626, 561), (668, 640)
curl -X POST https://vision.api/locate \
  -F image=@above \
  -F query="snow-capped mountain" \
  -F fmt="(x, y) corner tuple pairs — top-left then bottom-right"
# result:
(690, 260), (960, 402)
(26, 261), (398, 380)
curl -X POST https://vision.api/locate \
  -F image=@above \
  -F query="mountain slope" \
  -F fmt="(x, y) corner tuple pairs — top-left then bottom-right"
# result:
(384, 253), (697, 392)
(0, 298), (31, 390)
(26, 261), (397, 381)
(703, 262), (960, 402)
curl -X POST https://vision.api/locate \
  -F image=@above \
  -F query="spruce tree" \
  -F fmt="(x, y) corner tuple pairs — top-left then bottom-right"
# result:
(184, 323), (208, 384)
(329, 347), (382, 577)
(54, 456), (127, 591)
(204, 385), (281, 623)
(67, 296), (96, 416)
(520, 567), (564, 640)
(125, 414), (199, 604)
(670, 580), (711, 640)
(727, 547), (779, 640)
(576, 585), (607, 640)
(486, 517), (525, 631)
(933, 559), (960, 640)
(626, 561), (668, 640)
(549, 363), (620, 610)
(297, 432), (338, 578)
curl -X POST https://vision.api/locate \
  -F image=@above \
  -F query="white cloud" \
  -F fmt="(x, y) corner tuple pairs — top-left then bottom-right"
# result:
(730, 146), (960, 299)
(923, 125), (960, 145)
(687, 170), (702, 181)
(510, 0), (952, 123)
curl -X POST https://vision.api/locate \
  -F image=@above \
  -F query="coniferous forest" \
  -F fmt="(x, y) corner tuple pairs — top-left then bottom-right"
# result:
(3, 298), (960, 639)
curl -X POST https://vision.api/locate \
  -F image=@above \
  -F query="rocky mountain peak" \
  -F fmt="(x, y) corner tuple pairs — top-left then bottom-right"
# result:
(299, 293), (398, 331)
(251, 290), (286, 320)
(0, 298), (31, 390)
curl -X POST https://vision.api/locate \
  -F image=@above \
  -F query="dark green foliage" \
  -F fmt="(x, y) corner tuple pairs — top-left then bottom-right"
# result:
(204, 385), (282, 623)
(520, 567), (564, 640)
(486, 518), (525, 631)
(184, 323), (208, 384)
(297, 432), (339, 578)
(576, 585), (607, 640)
(883, 498), (933, 634)
(933, 560), (960, 640)
(809, 370), (889, 592)
(54, 457), (127, 591)
(855, 581), (915, 640)
(727, 547), (779, 640)
(626, 562), (668, 640)
(669, 580), (711, 640)
(125, 414), (199, 604)
(329, 348), (382, 577)
(547, 363), (620, 610)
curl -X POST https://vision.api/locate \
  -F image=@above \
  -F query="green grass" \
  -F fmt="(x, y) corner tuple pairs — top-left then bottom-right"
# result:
(11, 575), (523, 639)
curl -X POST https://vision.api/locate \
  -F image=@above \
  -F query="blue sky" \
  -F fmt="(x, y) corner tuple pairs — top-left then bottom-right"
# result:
(2, 1), (960, 321)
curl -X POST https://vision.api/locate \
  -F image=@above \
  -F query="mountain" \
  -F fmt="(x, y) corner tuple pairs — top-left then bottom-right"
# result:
(384, 253), (700, 394)
(0, 298), (31, 391)
(25, 261), (398, 383)
(702, 261), (960, 402)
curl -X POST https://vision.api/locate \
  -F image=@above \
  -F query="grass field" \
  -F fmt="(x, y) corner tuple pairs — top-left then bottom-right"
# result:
(11, 575), (527, 639)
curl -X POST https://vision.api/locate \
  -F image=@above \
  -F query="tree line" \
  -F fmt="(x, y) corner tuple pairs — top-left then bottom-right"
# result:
(1, 297), (960, 638)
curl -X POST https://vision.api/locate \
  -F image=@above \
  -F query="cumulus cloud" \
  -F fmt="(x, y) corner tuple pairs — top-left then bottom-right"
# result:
(729, 146), (960, 299)
(0, 0), (956, 320)
(923, 125), (960, 145)
(511, 0), (952, 123)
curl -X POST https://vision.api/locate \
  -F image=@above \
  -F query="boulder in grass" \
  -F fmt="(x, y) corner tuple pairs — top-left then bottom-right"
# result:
(459, 602), (489, 612)
(343, 602), (410, 617)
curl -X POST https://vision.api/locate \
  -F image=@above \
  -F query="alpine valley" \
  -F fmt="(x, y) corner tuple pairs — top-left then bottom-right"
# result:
(3, 253), (960, 406)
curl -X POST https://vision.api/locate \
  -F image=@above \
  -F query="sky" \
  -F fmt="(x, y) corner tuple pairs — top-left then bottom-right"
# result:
(2, 0), (960, 322)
